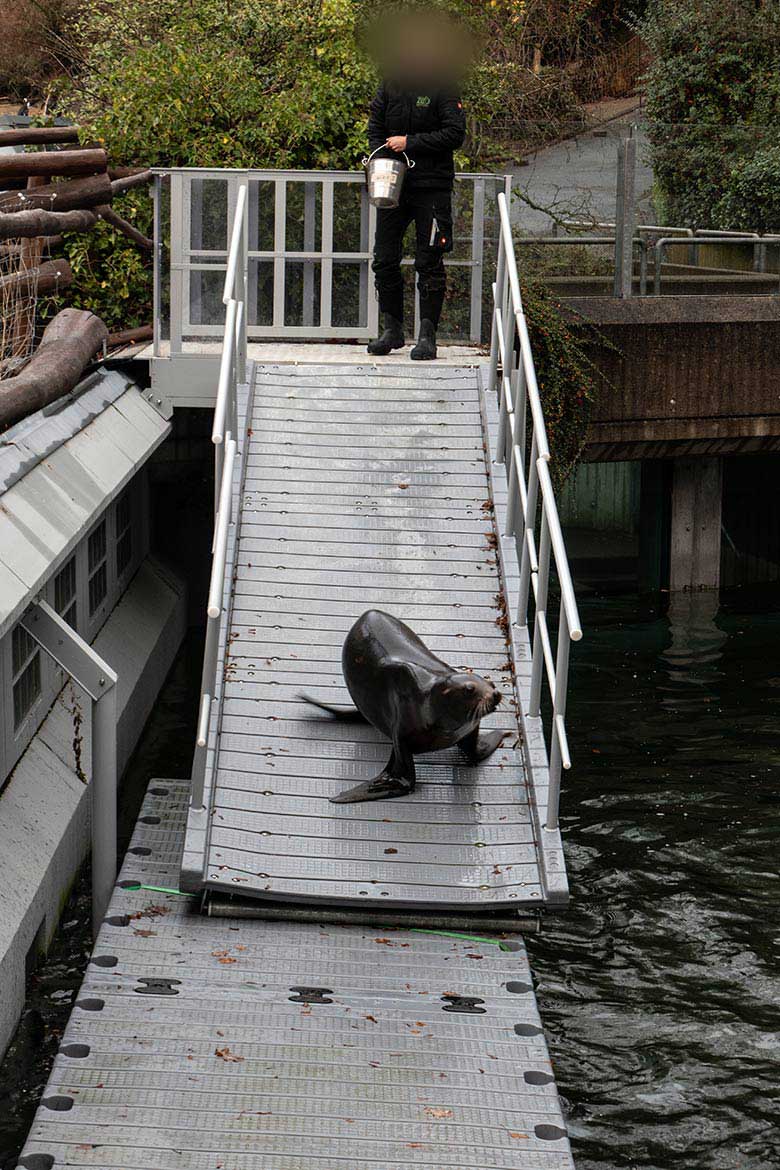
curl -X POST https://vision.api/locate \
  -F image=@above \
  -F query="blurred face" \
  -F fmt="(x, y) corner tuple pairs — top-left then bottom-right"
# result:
(364, 6), (471, 90)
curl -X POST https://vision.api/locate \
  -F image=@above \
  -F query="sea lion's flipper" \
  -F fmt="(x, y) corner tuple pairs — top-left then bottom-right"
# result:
(458, 726), (509, 764)
(330, 746), (416, 804)
(299, 693), (366, 722)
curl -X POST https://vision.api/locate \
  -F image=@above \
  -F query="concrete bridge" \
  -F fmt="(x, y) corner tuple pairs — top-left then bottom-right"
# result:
(564, 294), (780, 593)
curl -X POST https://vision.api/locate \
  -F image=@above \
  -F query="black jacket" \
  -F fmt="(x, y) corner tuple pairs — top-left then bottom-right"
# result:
(368, 82), (466, 191)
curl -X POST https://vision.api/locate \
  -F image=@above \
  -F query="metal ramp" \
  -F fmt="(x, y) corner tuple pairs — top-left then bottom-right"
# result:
(18, 778), (574, 1170)
(182, 358), (557, 910)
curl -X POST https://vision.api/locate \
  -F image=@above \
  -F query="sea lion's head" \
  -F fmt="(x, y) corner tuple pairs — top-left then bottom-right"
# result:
(431, 671), (501, 733)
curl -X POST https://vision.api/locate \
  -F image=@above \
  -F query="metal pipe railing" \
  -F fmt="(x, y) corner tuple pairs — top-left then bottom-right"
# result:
(653, 234), (780, 295)
(191, 183), (248, 809)
(490, 191), (582, 833)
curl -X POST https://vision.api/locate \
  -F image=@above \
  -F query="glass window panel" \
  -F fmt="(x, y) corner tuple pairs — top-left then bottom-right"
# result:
(332, 183), (367, 254)
(189, 178), (228, 252)
(248, 180), (276, 253)
(247, 260), (274, 327)
(54, 556), (78, 630)
(12, 625), (35, 677)
(332, 262), (365, 329)
(88, 521), (106, 573)
(284, 261), (321, 328)
(285, 182), (322, 254)
(13, 655), (40, 729)
(117, 531), (132, 577)
(54, 556), (76, 613)
(188, 270), (226, 328)
(89, 564), (107, 616)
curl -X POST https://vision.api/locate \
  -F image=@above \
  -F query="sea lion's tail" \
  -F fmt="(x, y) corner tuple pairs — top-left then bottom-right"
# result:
(298, 693), (366, 722)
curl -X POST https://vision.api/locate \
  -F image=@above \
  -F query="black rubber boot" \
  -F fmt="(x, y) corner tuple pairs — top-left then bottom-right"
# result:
(410, 319), (437, 361)
(367, 314), (404, 356)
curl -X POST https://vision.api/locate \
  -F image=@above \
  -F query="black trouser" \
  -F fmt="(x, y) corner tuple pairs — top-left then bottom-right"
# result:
(372, 187), (453, 328)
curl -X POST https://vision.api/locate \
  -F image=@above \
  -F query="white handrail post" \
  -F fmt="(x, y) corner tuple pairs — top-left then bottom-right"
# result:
(546, 595), (573, 831)
(528, 508), (551, 716)
(517, 433), (539, 626)
(505, 444), (519, 536)
(487, 232), (506, 395)
(191, 616), (219, 809)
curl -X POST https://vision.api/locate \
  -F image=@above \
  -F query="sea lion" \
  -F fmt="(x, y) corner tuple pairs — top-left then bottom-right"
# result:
(301, 609), (507, 803)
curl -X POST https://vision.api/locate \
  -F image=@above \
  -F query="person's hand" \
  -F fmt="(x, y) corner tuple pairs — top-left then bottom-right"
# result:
(386, 135), (407, 152)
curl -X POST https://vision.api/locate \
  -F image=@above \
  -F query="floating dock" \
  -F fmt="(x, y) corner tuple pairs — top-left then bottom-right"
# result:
(19, 777), (574, 1170)
(18, 354), (576, 1169)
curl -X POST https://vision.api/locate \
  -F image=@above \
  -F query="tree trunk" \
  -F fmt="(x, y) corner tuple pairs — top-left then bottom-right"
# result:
(0, 208), (98, 239)
(110, 170), (153, 197)
(107, 324), (153, 346)
(109, 166), (149, 180)
(97, 205), (153, 250)
(0, 126), (80, 147)
(0, 258), (73, 297)
(0, 309), (108, 430)
(0, 172), (113, 214)
(0, 148), (107, 181)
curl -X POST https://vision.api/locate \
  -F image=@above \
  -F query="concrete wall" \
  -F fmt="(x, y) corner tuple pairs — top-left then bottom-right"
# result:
(0, 556), (186, 1058)
(560, 297), (780, 460)
(559, 460), (640, 533)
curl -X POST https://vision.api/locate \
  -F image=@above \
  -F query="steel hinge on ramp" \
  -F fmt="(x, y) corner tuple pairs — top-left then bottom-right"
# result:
(140, 386), (173, 420)
(18, 778), (574, 1170)
(204, 890), (543, 934)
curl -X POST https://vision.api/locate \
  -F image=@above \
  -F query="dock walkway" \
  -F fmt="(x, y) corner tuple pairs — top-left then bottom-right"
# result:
(18, 778), (574, 1170)
(181, 358), (562, 910)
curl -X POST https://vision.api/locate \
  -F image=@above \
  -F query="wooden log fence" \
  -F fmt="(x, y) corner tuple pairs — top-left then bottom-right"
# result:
(0, 309), (108, 430)
(0, 148), (107, 182)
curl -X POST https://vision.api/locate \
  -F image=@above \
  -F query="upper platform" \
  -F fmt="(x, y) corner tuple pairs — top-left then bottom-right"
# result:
(181, 354), (568, 911)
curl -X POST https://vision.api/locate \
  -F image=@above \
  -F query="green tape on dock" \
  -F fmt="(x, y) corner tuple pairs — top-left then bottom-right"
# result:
(411, 928), (514, 950)
(123, 882), (196, 897)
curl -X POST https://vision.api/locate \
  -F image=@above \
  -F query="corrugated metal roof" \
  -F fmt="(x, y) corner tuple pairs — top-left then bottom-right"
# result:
(0, 367), (170, 639)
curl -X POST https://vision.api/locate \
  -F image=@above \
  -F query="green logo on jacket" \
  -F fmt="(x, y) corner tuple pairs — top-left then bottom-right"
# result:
(416, 95), (431, 107)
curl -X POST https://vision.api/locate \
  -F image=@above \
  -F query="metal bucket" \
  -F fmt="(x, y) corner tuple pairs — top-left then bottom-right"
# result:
(363, 147), (415, 208)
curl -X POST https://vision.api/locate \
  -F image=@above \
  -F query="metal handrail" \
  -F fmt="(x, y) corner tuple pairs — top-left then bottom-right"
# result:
(191, 183), (248, 809)
(653, 234), (780, 295)
(487, 191), (582, 833)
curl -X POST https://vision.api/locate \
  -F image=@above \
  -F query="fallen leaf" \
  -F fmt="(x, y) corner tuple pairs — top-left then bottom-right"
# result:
(424, 1107), (453, 1120)
(215, 1047), (244, 1063)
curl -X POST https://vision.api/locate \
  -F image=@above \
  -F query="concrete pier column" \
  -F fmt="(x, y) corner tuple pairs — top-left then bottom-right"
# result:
(670, 457), (723, 592)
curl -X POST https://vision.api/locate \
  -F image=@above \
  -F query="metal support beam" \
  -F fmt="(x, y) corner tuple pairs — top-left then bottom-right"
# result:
(20, 599), (118, 938)
(613, 137), (636, 299)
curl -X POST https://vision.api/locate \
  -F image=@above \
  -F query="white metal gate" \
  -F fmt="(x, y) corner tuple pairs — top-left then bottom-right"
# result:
(153, 168), (508, 350)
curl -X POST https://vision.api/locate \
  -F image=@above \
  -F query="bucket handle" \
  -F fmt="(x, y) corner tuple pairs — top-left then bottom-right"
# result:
(362, 145), (415, 169)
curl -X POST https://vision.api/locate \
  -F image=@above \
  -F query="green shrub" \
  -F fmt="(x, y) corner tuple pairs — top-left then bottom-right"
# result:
(520, 280), (607, 486)
(641, 0), (780, 229)
(56, 0), (377, 326)
(716, 145), (780, 233)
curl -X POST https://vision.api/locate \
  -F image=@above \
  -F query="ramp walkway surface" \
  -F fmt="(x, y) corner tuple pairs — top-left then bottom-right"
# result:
(183, 359), (557, 910)
(18, 778), (575, 1170)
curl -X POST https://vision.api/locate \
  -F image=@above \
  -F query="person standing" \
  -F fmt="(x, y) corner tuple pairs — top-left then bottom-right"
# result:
(366, 80), (466, 360)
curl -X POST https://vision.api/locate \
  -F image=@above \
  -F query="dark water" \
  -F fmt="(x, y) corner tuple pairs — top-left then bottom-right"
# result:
(0, 632), (202, 1170)
(529, 590), (780, 1170)
(1, 600), (779, 1169)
